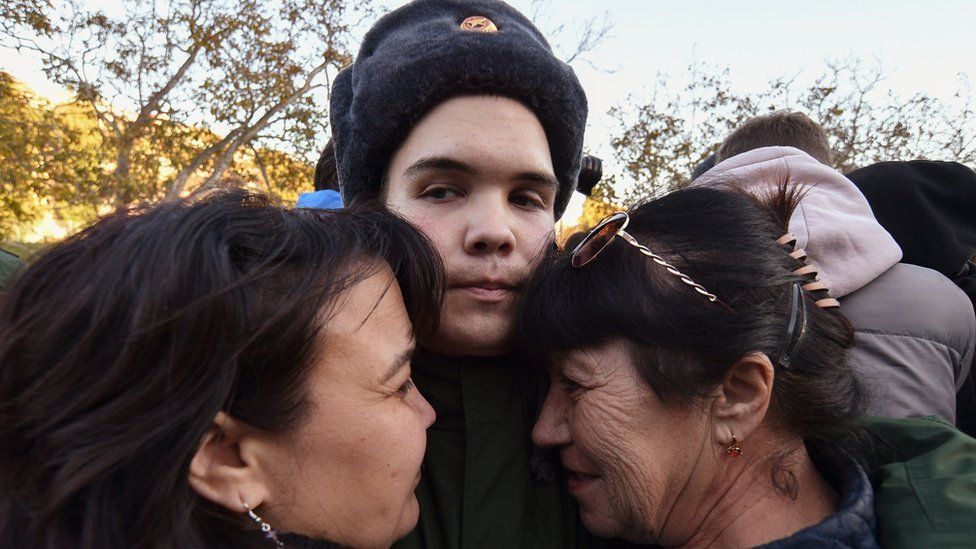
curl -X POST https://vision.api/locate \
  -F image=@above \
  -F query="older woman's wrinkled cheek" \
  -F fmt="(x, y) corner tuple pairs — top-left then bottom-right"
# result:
(570, 375), (708, 543)
(571, 386), (669, 537)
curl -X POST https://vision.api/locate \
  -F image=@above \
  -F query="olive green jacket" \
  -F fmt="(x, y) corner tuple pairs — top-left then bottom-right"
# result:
(864, 416), (976, 548)
(0, 249), (22, 290)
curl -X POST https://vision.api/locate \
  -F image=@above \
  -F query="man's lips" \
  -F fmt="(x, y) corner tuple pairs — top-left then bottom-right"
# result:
(450, 278), (517, 290)
(449, 279), (518, 301)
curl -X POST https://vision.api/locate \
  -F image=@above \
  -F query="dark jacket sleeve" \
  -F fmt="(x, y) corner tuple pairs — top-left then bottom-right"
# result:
(861, 416), (976, 548)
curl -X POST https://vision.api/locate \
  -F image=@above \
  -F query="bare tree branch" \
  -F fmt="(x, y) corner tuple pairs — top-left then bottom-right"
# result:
(598, 58), (976, 218)
(527, 0), (613, 70)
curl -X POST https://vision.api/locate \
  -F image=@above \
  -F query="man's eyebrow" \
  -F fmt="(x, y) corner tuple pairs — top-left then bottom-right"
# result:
(403, 156), (477, 179)
(381, 344), (416, 384)
(513, 170), (559, 190)
(403, 155), (558, 191)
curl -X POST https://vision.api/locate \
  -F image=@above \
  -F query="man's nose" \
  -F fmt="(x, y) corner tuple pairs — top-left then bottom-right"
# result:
(462, 196), (516, 256)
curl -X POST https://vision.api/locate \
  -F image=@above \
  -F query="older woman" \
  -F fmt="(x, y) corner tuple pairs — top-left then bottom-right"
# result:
(0, 190), (442, 548)
(519, 186), (876, 547)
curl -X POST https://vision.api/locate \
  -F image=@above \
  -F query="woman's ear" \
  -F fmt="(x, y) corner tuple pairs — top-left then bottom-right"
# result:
(710, 352), (775, 446)
(188, 411), (272, 513)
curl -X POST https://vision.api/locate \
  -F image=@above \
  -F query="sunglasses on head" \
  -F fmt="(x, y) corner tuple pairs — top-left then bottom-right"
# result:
(570, 212), (728, 309)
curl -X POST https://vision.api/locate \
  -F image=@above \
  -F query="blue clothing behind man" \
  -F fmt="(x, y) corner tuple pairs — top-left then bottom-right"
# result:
(296, 189), (343, 210)
(299, 136), (342, 210)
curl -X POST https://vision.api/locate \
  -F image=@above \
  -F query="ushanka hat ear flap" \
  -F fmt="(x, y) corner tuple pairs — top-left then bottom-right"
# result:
(330, 0), (588, 218)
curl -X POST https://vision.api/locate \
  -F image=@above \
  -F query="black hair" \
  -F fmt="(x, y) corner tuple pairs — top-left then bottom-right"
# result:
(519, 185), (865, 490)
(314, 138), (339, 192)
(0, 189), (443, 548)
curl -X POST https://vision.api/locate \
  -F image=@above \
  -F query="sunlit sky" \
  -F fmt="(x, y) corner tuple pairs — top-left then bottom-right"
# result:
(496, 0), (976, 168)
(4, 0), (975, 222)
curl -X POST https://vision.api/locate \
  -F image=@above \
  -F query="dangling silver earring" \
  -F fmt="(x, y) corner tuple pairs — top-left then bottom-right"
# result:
(242, 501), (284, 547)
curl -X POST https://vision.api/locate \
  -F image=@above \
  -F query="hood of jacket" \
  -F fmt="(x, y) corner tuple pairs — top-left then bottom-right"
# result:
(691, 146), (901, 298)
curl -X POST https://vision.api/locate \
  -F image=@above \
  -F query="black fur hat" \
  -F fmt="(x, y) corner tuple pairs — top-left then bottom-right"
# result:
(329, 0), (588, 217)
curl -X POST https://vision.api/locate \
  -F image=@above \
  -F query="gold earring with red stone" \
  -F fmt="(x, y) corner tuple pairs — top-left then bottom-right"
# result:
(726, 433), (742, 458)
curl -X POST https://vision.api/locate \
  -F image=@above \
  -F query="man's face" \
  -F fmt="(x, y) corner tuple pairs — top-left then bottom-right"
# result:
(384, 95), (557, 356)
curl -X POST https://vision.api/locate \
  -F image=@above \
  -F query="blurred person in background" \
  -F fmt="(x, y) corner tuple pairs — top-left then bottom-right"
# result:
(848, 160), (976, 436)
(297, 137), (344, 210)
(699, 112), (974, 425)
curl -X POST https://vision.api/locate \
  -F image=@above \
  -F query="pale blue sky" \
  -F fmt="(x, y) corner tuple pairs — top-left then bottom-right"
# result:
(4, 0), (974, 220)
(8, 0), (973, 152)
(497, 0), (976, 160)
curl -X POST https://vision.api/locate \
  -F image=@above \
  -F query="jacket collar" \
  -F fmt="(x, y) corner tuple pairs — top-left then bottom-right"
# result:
(758, 446), (878, 548)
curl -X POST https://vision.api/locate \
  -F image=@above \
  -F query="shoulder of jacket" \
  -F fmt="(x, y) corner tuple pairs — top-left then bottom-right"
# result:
(841, 263), (975, 344)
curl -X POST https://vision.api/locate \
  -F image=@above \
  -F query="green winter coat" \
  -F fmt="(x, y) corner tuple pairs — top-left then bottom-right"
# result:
(0, 249), (22, 290)
(864, 416), (976, 548)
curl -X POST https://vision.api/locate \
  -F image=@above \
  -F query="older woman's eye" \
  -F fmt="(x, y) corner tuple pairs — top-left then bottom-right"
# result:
(560, 377), (585, 401)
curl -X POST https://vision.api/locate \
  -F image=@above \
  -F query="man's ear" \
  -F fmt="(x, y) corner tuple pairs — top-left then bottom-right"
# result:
(710, 352), (775, 447)
(188, 411), (272, 513)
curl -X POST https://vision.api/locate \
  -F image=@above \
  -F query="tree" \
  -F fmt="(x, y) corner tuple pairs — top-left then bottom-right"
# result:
(597, 59), (976, 218)
(2, 0), (365, 206)
(528, 0), (612, 69)
(0, 72), (108, 238)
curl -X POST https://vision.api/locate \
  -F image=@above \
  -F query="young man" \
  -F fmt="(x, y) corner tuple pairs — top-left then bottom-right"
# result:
(329, 1), (594, 547)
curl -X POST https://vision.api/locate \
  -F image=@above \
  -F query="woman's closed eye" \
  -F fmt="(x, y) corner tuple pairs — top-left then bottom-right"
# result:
(396, 377), (416, 397)
(560, 376), (586, 401)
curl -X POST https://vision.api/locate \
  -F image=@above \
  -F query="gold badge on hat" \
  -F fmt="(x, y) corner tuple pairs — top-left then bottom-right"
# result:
(460, 15), (498, 33)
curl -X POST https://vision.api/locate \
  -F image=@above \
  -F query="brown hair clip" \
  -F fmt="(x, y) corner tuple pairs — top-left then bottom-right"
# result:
(777, 233), (840, 310)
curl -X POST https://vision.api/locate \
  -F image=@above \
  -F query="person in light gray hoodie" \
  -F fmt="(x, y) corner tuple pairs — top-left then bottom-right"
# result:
(692, 146), (975, 423)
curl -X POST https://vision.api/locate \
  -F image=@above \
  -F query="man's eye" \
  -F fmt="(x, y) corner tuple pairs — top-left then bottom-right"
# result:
(421, 186), (460, 200)
(511, 192), (544, 209)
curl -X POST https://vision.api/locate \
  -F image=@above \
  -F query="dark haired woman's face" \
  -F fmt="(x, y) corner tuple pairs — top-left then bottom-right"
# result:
(532, 340), (716, 544)
(259, 267), (435, 547)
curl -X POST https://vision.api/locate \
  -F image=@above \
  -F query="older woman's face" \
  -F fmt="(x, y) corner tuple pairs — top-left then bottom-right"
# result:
(261, 267), (435, 548)
(532, 339), (714, 544)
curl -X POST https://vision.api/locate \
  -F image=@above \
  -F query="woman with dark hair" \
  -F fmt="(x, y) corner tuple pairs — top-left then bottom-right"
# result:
(0, 190), (443, 548)
(518, 185), (976, 547)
